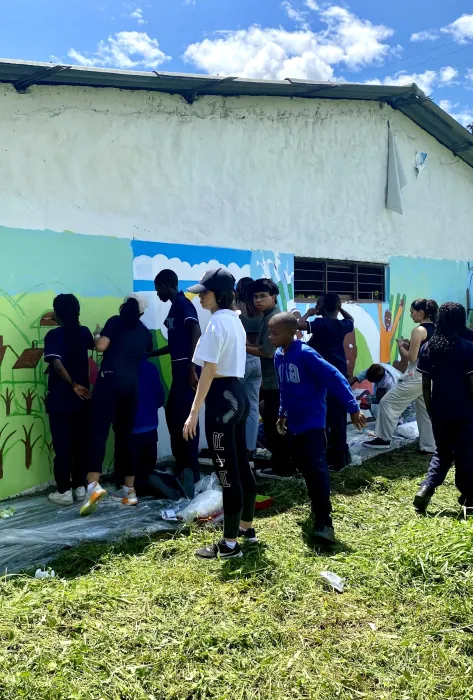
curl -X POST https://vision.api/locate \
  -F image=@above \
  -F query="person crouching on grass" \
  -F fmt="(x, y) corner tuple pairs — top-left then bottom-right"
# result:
(269, 312), (366, 544)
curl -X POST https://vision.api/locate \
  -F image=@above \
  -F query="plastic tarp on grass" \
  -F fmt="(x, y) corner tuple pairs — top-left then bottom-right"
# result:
(0, 494), (186, 574)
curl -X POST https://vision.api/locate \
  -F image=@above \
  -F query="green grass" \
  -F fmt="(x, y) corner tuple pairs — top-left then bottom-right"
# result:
(2, 446), (473, 699)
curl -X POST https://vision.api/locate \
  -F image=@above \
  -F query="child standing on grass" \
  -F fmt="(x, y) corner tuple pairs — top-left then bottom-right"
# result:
(269, 312), (366, 544)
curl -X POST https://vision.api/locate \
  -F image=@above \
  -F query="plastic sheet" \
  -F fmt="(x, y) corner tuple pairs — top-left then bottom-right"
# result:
(178, 473), (223, 523)
(0, 493), (187, 574)
(348, 421), (418, 465)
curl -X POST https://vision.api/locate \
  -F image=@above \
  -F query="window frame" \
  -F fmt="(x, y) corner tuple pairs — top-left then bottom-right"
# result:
(294, 257), (387, 303)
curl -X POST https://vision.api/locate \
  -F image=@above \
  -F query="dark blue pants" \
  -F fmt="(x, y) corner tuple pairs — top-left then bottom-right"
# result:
(293, 428), (332, 528)
(115, 429), (158, 494)
(165, 364), (200, 481)
(49, 407), (90, 493)
(422, 418), (473, 500)
(326, 393), (350, 470)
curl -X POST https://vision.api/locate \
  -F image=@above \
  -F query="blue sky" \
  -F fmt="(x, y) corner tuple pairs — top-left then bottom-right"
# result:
(2, 0), (473, 125)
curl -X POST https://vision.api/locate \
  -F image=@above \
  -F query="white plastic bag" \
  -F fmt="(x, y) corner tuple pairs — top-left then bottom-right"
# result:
(178, 490), (223, 523)
(395, 422), (419, 440)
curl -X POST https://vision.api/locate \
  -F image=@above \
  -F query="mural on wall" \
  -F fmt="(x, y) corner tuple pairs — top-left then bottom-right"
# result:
(0, 224), (468, 501)
(0, 227), (132, 500)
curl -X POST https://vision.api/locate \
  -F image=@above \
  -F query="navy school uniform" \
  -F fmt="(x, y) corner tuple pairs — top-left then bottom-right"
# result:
(114, 358), (165, 494)
(89, 315), (153, 475)
(44, 325), (95, 494)
(275, 340), (359, 528)
(308, 316), (354, 470)
(164, 291), (201, 481)
(417, 335), (473, 501)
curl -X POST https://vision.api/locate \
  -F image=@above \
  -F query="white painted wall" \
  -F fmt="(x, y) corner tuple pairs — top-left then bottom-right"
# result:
(0, 83), (472, 261)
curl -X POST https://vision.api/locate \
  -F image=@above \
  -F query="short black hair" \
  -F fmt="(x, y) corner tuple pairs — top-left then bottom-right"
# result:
(270, 311), (298, 334)
(251, 278), (279, 297)
(154, 269), (178, 288)
(323, 293), (341, 313)
(366, 364), (385, 383)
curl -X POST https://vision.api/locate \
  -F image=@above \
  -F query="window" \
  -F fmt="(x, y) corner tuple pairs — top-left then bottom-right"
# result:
(294, 258), (386, 302)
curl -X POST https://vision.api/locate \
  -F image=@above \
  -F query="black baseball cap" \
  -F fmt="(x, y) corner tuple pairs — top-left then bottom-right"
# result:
(187, 268), (236, 294)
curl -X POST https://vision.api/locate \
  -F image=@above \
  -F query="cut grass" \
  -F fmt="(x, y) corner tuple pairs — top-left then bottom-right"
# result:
(2, 445), (473, 699)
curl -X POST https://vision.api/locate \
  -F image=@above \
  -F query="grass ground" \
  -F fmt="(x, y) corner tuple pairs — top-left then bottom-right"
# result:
(2, 446), (473, 700)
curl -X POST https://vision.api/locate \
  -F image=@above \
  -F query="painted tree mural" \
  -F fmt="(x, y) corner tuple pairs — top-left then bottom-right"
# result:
(0, 387), (14, 416)
(21, 425), (41, 470)
(0, 425), (16, 479)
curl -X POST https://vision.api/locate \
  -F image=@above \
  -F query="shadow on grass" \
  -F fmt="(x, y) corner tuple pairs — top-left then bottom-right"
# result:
(217, 541), (276, 584)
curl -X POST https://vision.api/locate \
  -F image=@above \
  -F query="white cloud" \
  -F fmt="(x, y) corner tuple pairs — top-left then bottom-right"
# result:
(368, 66), (460, 95)
(441, 13), (473, 41)
(130, 7), (146, 25)
(133, 254), (251, 284)
(282, 1), (309, 29)
(68, 31), (170, 69)
(183, 5), (394, 80)
(439, 99), (473, 127)
(305, 0), (319, 9)
(410, 30), (439, 42)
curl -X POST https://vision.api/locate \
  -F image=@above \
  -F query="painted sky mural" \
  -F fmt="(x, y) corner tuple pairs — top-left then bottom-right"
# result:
(0, 224), (468, 500)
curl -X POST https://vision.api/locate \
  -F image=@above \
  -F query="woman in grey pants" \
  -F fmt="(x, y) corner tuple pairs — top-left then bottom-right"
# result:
(235, 278), (263, 456)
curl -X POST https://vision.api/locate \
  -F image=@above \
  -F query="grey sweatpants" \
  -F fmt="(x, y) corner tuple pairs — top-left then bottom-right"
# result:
(375, 366), (436, 453)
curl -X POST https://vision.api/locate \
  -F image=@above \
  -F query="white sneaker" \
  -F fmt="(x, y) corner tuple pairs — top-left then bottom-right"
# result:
(80, 482), (108, 517)
(73, 486), (86, 501)
(48, 490), (74, 506)
(111, 486), (138, 506)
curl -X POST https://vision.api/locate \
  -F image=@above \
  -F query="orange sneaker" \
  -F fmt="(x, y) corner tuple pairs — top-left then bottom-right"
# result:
(111, 487), (138, 506)
(80, 482), (108, 517)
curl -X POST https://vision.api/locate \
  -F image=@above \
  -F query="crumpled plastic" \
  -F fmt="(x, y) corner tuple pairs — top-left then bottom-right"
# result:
(0, 493), (187, 574)
(178, 473), (223, 523)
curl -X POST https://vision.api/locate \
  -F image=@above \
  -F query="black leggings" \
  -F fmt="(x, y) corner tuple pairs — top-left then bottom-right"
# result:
(205, 378), (257, 539)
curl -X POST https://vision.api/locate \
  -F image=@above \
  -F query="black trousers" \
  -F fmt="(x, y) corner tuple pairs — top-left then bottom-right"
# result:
(166, 364), (200, 481)
(262, 388), (294, 476)
(115, 428), (158, 493)
(49, 407), (90, 493)
(425, 418), (473, 500)
(293, 428), (332, 528)
(326, 393), (350, 471)
(89, 372), (138, 476)
(205, 378), (257, 539)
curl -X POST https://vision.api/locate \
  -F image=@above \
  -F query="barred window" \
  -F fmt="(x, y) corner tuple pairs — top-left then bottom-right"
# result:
(294, 258), (386, 302)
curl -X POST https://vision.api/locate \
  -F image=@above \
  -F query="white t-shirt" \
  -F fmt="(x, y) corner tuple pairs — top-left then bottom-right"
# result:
(193, 309), (246, 378)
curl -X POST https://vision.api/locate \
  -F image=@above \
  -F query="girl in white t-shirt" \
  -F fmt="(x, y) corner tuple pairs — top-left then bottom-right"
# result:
(183, 268), (258, 559)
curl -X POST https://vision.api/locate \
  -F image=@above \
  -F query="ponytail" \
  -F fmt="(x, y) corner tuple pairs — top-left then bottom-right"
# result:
(119, 296), (141, 328)
(411, 298), (438, 323)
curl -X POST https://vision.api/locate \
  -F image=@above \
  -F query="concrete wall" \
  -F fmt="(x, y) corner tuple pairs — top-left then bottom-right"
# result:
(0, 83), (472, 262)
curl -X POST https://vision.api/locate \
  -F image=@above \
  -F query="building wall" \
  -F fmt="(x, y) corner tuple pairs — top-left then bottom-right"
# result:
(0, 84), (472, 262)
(0, 83), (472, 499)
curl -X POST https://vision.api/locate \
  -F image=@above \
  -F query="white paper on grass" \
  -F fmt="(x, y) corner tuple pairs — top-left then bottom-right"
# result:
(415, 151), (428, 176)
(386, 127), (407, 215)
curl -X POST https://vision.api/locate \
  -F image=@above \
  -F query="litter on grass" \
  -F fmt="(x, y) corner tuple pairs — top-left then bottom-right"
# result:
(320, 571), (345, 593)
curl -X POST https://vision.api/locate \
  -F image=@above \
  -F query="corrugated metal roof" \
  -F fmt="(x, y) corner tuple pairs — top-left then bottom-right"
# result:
(1, 58), (473, 169)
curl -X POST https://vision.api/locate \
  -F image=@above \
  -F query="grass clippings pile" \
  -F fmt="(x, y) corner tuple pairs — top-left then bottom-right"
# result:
(2, 445), (473, 699)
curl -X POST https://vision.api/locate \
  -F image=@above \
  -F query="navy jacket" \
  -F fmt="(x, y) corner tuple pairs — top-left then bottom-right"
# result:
(275, 340), (359, 435)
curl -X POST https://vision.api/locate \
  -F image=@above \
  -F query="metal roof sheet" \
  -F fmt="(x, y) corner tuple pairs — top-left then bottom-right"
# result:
(0, 58), (472, 169)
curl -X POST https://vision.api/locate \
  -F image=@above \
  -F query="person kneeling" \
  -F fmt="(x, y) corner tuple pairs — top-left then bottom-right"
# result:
(270, 313), (366, 545)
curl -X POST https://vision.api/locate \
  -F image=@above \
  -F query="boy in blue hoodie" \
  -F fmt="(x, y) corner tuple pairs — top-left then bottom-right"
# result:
(269, 312), (366, 543)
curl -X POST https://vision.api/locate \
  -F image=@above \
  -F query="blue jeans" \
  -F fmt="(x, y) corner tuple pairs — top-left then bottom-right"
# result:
(239, 354), (262, 452)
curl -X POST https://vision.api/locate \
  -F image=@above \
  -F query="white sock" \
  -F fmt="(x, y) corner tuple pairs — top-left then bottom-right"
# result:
(240, 527), (248, 532)
(123, 485), (135, 494)
(225, 540), (236, 549)
(87, 482), (96, 493)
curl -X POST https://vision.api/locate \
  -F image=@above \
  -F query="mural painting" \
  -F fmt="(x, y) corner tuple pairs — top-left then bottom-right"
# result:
(0, 224), (468, 500)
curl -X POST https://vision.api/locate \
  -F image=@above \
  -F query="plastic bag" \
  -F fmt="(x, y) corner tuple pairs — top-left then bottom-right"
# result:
(320, 570), (345, 592)
(395, 422), (419, 440)
(178, 474), (223, 522)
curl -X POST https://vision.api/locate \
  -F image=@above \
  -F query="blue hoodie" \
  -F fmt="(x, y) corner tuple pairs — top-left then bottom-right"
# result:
(133, 359), (165, 434)
(275, 340), (359, 435)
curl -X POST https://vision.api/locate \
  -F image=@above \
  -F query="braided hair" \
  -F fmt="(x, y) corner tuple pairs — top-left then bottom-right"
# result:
(426, 302), (466, 360)
(53, 294), (82, 380)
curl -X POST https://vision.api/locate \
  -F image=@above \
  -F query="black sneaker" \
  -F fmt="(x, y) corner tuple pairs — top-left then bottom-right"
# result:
(255, 467), (294, 481)
(238, 527), (259, 544)
(195, 539), (243, 560)
(414, 484), (435, 512)
(313, 525), (336, 545)
(363, 438), (391, 450)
